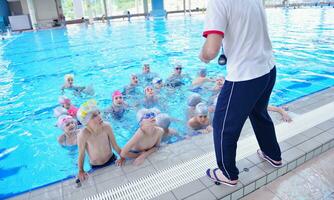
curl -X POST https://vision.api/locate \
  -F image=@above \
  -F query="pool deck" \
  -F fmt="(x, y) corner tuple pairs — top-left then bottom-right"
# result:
(8, 86), (334, 200)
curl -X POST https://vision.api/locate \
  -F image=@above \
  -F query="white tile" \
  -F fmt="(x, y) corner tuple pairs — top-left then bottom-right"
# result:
(95, 175), (128, 193)
(126, 165), (157, 182)
(93, 166), (125, 183)
(267, 172), (324, 200)
(121, 158), (152, 174)
(241, 186), (280, 200)
(184, 189), (216, 200)
(151, 192), (177, 200)
(172, 180), (206, 200)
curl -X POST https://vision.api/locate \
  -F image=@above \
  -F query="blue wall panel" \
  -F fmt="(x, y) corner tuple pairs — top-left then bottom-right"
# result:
(0, 0), (10, 26)
(152, 0), (164, 11)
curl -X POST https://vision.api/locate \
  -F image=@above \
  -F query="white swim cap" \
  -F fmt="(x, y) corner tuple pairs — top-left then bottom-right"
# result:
(64, 74), (74, 81)
(156, 113), (171, 129)
(58, 96), (71, 105)
(57, 115), (75, 130)
(54, 106), (67, 118)
(76, 99), (99, 125)
(195, 103), (209, 116)
(187, 93), (202, 107)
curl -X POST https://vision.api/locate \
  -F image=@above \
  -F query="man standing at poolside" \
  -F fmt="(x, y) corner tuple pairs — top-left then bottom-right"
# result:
(199, 0), (282, 186)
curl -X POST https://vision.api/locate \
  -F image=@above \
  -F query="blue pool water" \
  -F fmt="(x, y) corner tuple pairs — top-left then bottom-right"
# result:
(0, 7), (334, 198)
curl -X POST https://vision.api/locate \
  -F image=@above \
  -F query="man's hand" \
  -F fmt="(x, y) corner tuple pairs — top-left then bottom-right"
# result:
(78, 170), (88, 182)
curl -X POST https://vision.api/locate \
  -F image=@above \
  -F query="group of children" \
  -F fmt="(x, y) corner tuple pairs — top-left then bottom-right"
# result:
(53, 63), (292, 181)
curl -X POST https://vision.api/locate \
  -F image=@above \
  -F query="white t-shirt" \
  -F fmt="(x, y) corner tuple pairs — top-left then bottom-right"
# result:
(203, 0), (275, 82)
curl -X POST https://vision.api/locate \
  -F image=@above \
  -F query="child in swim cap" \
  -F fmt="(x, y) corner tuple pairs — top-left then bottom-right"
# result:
(211, 75), (225, 96)
(58, 96), (79, 118)
(143, 86), (159, 108)
(139, 63), (159, 83)
(192, 67), (214, 87)
(152, 77), (163, 91)
(187, 103), (213, 134)
(105, 90), (128, 119)
(57, 115), (79, 146)
(166, 63), (191, 87)
(187, 93), (202, 119)
(120, 108), (164, 166)
(123, 74), (139, 95)
(63, 74), (74, 88)
(156, 113), (178, 137)
(61, 74), (94, 96)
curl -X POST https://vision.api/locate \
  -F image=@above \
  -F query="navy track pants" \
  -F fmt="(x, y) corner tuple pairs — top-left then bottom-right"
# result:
(213, 67), (281, 180)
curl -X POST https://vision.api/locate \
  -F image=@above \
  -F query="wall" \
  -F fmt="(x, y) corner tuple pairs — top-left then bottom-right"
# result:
(9, 1), (23, 15)
(20, 0), (29, 14)
(0, 0), (11, 25)
(34, 0), (58, 22)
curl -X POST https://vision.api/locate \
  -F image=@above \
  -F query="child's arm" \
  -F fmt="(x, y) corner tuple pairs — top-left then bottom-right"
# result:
(57, 134), (65, 145)
(77, 131), (88, 181)
(120, 130), (143, 159)
(267, 105), (292, 122)
(133, 128), (162, 166)
(61, 86), (65, 94)
(133, 147), (157, 166)
(187, 118), (196, 129)
(206, 77), (215, 82)
(106, 125), (121, 154)
(105, 125), (128, 166)
(73, 86), (86, 92)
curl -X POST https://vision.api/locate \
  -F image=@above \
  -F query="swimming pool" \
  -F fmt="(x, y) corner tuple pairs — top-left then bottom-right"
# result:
(0, 7), (333, 198)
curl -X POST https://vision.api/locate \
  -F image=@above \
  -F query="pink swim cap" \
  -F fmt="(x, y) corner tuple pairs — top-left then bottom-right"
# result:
(59, 96), (71, 105)
(67, 105), (78, 117)
(57, 115), (75, 130)
(112, 90), (122, 99)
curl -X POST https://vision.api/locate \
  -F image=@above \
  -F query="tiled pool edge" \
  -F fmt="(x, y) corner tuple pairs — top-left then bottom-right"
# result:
(7, 87), (333, 200)
(82, 119), (334, 200)
(152, 120), (334, 200)
(207, 120), (334, 200)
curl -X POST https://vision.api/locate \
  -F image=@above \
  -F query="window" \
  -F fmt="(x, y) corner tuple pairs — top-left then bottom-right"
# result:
(61, 0), (75, 20)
